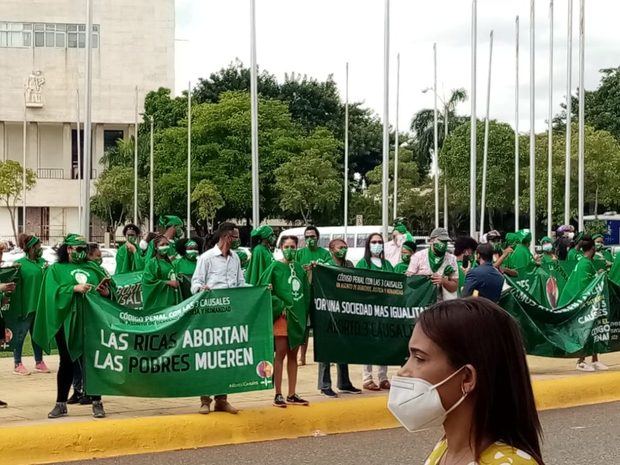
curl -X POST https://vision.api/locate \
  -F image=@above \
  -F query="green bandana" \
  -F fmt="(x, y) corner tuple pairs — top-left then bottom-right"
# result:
(71, 250), (87, 263)
(401, 253), (411, 264)
(540, 236), (553, 245)
(157, 245), (171, 255)
(159, 215), (184, 229)
(334, 247), (348, 259)
(305, 237), (318, 248)
(428, 245), (445, 273)
(433, 241), (448, 256)
(186, 250), (199, 260)
(231, 239), (241, 250)
(283, 248), (297, 262)
(186, 240), (198, 249)
(505, 233), (520, 248)
(251, 225), (274, 240)
(63, 233), (87, 247)
(25, 236), (40, 250)
(592, 234), (604, 241)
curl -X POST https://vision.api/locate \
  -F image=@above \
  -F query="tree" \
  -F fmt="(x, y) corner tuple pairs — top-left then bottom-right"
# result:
(0, 161), (36, 242)
(274, 152), (341, 224)
(191, 180), (224, 233)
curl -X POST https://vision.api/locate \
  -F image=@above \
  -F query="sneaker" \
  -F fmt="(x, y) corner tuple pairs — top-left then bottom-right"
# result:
(33, 361), (51, 373)
(13, 363), (30, 376)
(339, 385), (362, 394)
(320, 388), (338, 398)
(576, 362), (595, 372)
(67, 391), (84, 405)
(214, 400), (239, 414)
(199, 396), (211, 414)
(0, 400), (7, 408)
(273, 394), (287, 408)
(79, 395), (93, 405)
(592, 361), (609, 371)
(92, 401), (106, 418)
(286, 394), (309, 406)
(48, 402), (67, 419)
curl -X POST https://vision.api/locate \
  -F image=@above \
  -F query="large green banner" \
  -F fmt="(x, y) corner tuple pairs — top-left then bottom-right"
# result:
(111, 271), (143, 310)
(311, 265), (436, 366)
(83, 286), (274, 397)
(0, 266), (21, 352)
(500, 274), (620, 358)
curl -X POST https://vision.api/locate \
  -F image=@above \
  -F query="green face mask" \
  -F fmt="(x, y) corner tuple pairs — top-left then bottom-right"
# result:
(186, 250), (199, 261)
(305, 237), (318, 249)
(93, 257), (103, 266)
(268, 235), (277, 246)
(231, 239), (241, 250)
(158, 245), (170, 255)
(334, 247), (348, 259)
(35, 248), (43, 259)
(401, 253), (412, 264)
(595, 243), (603, 251)
(175, 227), (184, 239)
(433, 241), (448, 256)
(71, 250), (87, 263)
(127, 235), (137, 244)
(282, 247), (297, 262)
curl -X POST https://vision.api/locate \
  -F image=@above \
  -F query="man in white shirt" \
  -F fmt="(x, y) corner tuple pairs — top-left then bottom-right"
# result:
(191, 222), (244, 415)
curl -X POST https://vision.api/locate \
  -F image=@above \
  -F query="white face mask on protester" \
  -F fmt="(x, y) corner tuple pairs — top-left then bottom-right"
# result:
(567, 232), (575, 240)
(387, 367), (468, 432)
(139, 239), (149, 251)
(542, 243), (553, 252)
(370, 243), (384, 255)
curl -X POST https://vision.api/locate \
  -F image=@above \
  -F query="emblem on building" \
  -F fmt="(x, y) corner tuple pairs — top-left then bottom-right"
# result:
(25, 71), (46, 108)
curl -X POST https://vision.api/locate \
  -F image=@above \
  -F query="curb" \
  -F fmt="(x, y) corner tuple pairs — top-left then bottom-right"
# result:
(3, 371), (620, 465)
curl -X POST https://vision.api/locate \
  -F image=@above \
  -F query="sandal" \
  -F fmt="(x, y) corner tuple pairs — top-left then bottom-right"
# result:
(363, 381), (381, 391)
(379, 380), (391, 390)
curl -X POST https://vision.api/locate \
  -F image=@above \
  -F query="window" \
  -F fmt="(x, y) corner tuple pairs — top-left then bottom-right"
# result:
(104, 130), (124, 153)
(0, 21), (99, 49)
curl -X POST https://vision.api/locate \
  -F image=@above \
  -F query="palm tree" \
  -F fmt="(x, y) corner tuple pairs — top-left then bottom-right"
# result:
(410, 88), (468, 177)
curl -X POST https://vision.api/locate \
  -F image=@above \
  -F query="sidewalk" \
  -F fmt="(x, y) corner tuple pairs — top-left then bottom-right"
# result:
(2, 341), (619, 427)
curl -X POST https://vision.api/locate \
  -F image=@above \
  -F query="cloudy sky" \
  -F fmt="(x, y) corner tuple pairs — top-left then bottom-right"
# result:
(175, 0), (618, 133)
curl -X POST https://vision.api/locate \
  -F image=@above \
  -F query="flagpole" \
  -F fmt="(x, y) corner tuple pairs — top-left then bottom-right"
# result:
(480, 30), (493, 236)
(469, 0), (478, 238)
(564, 0), (573, 225)
(82, 0), (93, 239)
(133, 86), (139, 226)
(76, 89), (82, 233)
(577, 0), (585, 230)
(22, 101), (26, 234)
(381, 0), (390, 240)
(443, 102), (449, 230)
(547, 0), (554, 237)
(515, 15), (520, 231)
(344, 63), (349, 237)
(529, 0), (536, 250)
(149, 115), (154, 232)
(187, 81), (192, 237)
(393, 53), (400, 220)
(433, 43), (439, 229)
(250, 0), (260, 227)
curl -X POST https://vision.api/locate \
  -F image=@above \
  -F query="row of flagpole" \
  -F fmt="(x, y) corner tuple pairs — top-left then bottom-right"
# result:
(73, 0), (588, 242)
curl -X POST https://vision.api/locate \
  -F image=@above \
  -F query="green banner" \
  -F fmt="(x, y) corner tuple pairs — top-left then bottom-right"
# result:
(500, 274), (620, 358)
(111, 271), (143, 310)
(83, 286), (274, 397)
(311, 265), (436, 366)
(0, 266), (21, 352)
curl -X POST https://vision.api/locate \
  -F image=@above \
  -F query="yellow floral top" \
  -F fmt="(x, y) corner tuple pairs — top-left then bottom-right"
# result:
(425, 440), (539, 465)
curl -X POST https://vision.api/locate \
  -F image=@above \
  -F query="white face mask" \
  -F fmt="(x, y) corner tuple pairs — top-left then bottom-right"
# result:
(567, 232), (575, 240)
(387, 367), (468, 432)
(139, 239), (149, 251)
(396, 235), (405, 247)
(542, 243), (553, 252)
(370, 243), (384, 255)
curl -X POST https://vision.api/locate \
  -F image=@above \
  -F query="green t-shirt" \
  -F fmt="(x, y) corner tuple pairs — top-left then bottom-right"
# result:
(296, 246), (332, 267)
(173, 256), (197, 300)
(355, 257), (394, 272)
(394, 262), (409, 274)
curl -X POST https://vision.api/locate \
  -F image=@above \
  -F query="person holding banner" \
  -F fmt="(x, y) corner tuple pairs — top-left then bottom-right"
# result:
(540, 237), (557, 267)
(567, 232), (584, 262)
(9, 234), (50, 376)
(259, 235), (310, 407)
(407, 228), (458, 301)
(246, 225), (276, 286)
(141, 235), (180, 313)
(33, 234), (109, 419)
(173, 238), (201, 300)
(356, 233), (394, 272)
(593, 234), (614, 269)
(388, 298), (544, 465)
(191, 222), (244, 415)
(384, 220), (413, 266)
(115, 224), (144, 275)
(297, 226), (331, 267)
(453, 236), (478, 293)
(610, 252), (620, 285)
(145, 215), (185, 262)
(394, 241), (417, 274)
(462, 243), (505, 303)
(503, 230), (539, 276)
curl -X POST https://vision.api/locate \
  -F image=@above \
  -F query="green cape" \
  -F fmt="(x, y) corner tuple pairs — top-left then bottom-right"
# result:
(609, 253), (620, 286)
(173, 256), (197, 300)
(259, 260), (309, 349)
(557, 258), (597, 306)
(505, 244), (536, 275)
(9, 257), (46, 319)
(296, 246), (332, 267)
(394, 262), (409, 274)
(355, 257), (394, 272)
(115, 242), (145, 275)
(246, 244), (274, 286)
(141, 257), (181, 313)
(567, 248), (583, 262)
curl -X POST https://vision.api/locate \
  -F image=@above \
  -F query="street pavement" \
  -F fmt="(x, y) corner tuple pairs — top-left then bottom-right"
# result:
(1, 342), (619, 426)
(53, 401), (620, 465)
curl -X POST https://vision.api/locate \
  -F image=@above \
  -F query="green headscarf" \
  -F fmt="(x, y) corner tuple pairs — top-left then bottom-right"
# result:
(505, 232), (520, 248)
(25, 235), (40, 250)
(63, 233), (87, 247)
(251, 225), (274, 240)
(540, 236), (553, 245)
(402, 243), (416, 253)
(517, 229), (532, 244)
(159, 215), (184, 228)
(592, 233), (604, 241)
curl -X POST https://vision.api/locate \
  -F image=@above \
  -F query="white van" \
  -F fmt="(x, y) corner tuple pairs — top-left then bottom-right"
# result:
(275, 226), (428, 265)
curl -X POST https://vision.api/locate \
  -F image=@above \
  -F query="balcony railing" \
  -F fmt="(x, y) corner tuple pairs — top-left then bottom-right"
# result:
(37, 168), (64, 179)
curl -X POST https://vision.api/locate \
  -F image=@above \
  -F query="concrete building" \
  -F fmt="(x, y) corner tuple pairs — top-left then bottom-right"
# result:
(0, 0), (175, 243)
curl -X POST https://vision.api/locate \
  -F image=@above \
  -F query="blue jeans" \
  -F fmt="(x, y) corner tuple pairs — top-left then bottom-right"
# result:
(12, 315), (43, 365)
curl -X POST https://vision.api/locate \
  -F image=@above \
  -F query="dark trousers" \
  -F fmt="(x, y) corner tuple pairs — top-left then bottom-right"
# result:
(55, 329), (100, 403)
(318, 363), (353, 390)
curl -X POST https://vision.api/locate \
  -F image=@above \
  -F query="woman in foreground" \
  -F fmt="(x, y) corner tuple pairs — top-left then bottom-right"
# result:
(388, 298), (544, 465)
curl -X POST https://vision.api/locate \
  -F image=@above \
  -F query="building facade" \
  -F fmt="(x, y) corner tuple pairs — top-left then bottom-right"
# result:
(0, 0), (175, 243)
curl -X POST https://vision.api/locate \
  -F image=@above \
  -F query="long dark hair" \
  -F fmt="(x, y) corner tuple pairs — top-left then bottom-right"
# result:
(56, 244), (70, 263)
(363, 233), (385, 264)
(418, 298), (544, 465)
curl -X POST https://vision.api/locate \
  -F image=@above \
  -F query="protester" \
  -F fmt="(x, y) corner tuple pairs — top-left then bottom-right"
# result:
(394, 241), (417, 274)
(0, 242), (15, 408)
(141, 235), (180, 313)
(557, 236), (607, 372)
(555, 225), (575, 261)
(356, 233), (394, 272)
(145, 215), (184, 262)
(191, 222), (244, 414)
(610, 252), (620, 285)
(593, 234), (614, 269)
(231, 238), (250, 271)
(33, 234), (109, 419)
(462, 243), (505, 303)
(246, 225), (276, 285)
(502, 229), (538, 275)
(173, 238), (201, 299)
(114, 224), (144, 274)
(539, 236), (557, 267)
(566, 232), (584, 262)
(407, 228), (458, 301)
(453, 236), (478, 293)
(296, 226), (331, 267)
(9, 234), (50, 376)
(314, 238), (362, 397)
(485, 230), (505, 262)
(389, 298), (544, 465)
(385, 220), (413, 266)
(494, 232), (519, 277)
(259, 235), (310, 407)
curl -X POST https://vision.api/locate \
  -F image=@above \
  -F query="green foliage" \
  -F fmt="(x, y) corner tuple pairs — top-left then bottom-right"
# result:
(191, 179), (224, 233)
(0, 160), (36, 241)
(585, 219), (608, 236)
